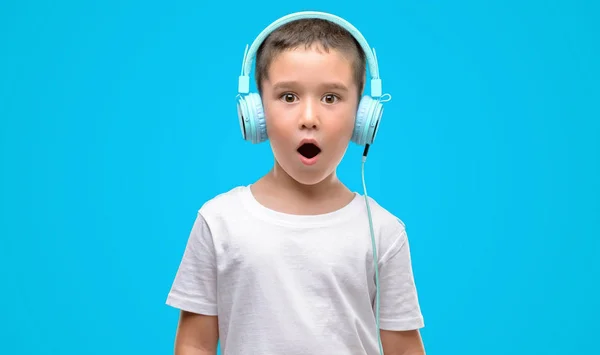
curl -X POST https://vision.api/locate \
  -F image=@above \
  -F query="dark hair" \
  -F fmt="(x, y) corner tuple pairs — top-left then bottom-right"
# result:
(254, 18), (367, 99)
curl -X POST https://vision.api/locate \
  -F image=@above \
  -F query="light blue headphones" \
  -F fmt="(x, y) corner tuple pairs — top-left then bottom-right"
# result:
(236, 11), (390, 146)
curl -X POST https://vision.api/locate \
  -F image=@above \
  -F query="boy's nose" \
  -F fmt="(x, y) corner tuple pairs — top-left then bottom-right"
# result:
(298, 100), (319, 130)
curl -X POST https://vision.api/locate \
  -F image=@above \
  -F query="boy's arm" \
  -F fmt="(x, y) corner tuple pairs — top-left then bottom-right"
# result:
(174, 311), (219, 355)
(381, 329), (425, 355)
(378, 221), (426, 354)
(167, 212), (219, 354)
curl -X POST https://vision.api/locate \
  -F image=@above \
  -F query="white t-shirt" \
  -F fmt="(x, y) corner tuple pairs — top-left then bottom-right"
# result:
(166, 185), (424, 355)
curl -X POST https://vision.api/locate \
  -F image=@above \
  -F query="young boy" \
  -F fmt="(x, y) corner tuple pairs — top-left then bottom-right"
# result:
(166, 12), (425, 355)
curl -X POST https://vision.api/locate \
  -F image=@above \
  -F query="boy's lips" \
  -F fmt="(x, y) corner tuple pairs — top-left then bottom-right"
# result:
(296, 138), (320, 150)
(297, 138), (321, 166)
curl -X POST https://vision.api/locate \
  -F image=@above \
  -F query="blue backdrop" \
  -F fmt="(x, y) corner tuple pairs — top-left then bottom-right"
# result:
(1, 1), (598, 354)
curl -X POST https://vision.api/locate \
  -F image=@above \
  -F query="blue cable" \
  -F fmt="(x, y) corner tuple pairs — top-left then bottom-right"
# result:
(361, 145), (383, 355)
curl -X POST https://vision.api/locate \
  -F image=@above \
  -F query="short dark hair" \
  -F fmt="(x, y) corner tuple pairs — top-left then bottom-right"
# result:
(254, 18), (367, 99)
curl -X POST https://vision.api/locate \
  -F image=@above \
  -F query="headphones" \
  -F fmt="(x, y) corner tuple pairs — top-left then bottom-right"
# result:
(236, 11), (390, 147)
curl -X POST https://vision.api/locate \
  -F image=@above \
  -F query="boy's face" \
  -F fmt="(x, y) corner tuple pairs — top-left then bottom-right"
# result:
(261, 45), (359, 186)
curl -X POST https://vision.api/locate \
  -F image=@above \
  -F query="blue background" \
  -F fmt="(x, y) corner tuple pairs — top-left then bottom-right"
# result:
(1, 0), (598, 354)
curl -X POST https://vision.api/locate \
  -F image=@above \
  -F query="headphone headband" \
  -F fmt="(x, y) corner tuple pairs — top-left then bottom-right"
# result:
(237, 11), (382, 98)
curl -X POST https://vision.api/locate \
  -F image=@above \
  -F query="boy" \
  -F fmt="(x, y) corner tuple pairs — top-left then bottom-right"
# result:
(166, 11), (425, 355)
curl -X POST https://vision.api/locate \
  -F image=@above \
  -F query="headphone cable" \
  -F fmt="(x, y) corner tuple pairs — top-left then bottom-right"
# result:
(361, 144), (383, 355)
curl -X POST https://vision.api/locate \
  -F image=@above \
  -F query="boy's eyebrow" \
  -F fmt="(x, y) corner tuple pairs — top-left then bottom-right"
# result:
(272, 81), (349, 92)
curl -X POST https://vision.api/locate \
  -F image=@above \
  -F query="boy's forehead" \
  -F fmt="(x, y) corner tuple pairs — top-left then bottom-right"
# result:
(267, 47), (355, 81)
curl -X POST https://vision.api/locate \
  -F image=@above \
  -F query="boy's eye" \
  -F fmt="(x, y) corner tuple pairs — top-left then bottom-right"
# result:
(322, 94), (339, 104)
(280, 93), (297, 103)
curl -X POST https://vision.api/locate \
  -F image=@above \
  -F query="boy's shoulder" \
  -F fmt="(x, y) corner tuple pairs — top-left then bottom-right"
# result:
(197, 185), (248, 215)
(363, 194), (408, 240)
(367, 194), (406, 225)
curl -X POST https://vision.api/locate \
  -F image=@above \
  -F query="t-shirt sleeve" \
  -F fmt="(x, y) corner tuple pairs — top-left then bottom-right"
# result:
(166, 212), (218, 316)
(377, 221), (424, 331)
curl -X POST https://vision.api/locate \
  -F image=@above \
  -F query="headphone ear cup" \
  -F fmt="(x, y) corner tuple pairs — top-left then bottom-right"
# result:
(352, 96), (384, 146)
(237, 93), (268, 144)
(237, 95), (251, 141)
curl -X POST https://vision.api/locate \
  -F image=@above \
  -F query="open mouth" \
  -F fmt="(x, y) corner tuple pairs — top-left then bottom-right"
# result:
(297, 142), (321, 159)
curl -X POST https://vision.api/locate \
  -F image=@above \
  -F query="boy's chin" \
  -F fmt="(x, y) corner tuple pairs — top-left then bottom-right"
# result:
(291, 173), (331, 186)
(286, 164), (337, 186)
(273, 152), (341, 186)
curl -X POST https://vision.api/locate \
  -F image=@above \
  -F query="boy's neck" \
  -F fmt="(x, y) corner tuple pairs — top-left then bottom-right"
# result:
(250, 161), (356, 215)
